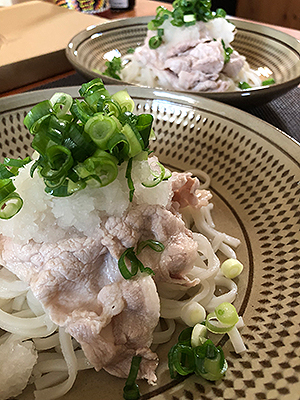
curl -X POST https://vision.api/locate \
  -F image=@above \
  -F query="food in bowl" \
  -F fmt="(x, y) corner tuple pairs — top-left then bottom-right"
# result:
(103, 0), (274, 92)
(0, 79), (245, 400)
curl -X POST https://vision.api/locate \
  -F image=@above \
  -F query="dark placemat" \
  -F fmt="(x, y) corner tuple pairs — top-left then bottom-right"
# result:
(30, 73), (300, 143)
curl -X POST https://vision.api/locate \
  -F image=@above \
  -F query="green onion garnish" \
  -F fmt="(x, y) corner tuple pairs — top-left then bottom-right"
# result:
(193, 340), (227, 381)
(206, 302), (239, 334)
(118, 248), (141, 279)
(4, 78), (165, 218)
(168, 331), (228, 382)
(123, 356), (142, 400)
(19, 78), (160, 206)
(221, 39), (233, 64)
(238, 81), (252, 90)
(125, 158), (135, 202)
(147, 0), (228, 49)
(136, 239), (165, 254)
(0, 193), (23, 220)
(118, 245), (155, 280)
(0, 157), (31, 219)
(103, 56), (123, 80)
(262, 78), (275, 86)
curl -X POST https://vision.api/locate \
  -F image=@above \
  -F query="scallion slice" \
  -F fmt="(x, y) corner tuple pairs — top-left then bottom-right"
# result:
(125, 158), (135, 201)
(194, 340), (227, 381)
(118, 247), (141, 279)
(112, 90), (135, 113)
(123, 356), (142, 400)
(136, 239), (165, 254)
(0, 193), (23, 219)
(50, 93), (73, 118)
(0, 179), (16, 202)
(85, 114), (117, 149)
(23, 100), (53, 134)
(75, 150), (118, 188)
(142, 161), (166, 187)
(206, 302), (239, 334)
(118, 246), (154, 279)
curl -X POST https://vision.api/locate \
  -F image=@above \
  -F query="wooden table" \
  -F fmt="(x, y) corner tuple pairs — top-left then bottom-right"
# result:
(1, 0), (300, 97)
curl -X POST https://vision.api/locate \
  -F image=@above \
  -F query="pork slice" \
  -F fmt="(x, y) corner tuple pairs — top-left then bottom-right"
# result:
(164, 56), (192, 75)
(189, 40), (225, 75)
(170, 172), (212, 209)
(0, 230), (160, 382)
(193, 78), (231, 92)
(67, 275), (159, 383)
(166, 40), (200, 58)
(105, 204), (198, 286)
(222, 50), (245, 78)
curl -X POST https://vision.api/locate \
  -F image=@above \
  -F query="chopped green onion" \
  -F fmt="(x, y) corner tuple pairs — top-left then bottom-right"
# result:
(168, 343), (195, 376)
(215, 302), (239, 325)
(262, 78), (275, 86)
(3, 157), (31, 168)
(112, 90), (135, 113)
(168, 327), (228, 382)
(23, 100), (53, 134)
(40, 145), (73, 181)
(0, 165), (15, 179)
(125, 158), (135, 202)
(205, 316), (235, 334)
(142, 161), (166, 187)
(191, 323), (207, 348)
(71, 99), (94, 123)
(177, 326), (193, 346)
(238, 81), (252, 90)
(75, 150), (118, 188)
(149, 35), (163, 49)
(180, 301), (206, 327)
(194, 339), (227, 381)
(123, 356), (142, 400)
(107, 132), (129, 164)
(50, 93), (73, 118)
(206, 302), (239, 334)
(220, 258), (243, 279)
(147, 0), (228, 48)
(84, 114), (117, 149)
(17, 78), (157, 216)
(122, 124), (143, 158)
(63, 124), (97, 163)
(0, 179), (16, 202)
(136, 239), (165, 254)
(0, 193), (23, 220)
(118, 246), (154, 279)
(221, 39), (233, 64)
(135, 114), (154, 149)
(215, 8), (227, 18)
(118, 247), (142, 279)
(103, 56), (123, 80)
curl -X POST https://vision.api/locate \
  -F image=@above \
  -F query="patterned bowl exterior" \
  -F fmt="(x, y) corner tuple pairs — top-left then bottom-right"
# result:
(0, 87), (300, 400)
(66, 17), (300, 107)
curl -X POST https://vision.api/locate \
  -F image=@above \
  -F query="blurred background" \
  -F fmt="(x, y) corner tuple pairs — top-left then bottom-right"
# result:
(157, 0), (300, 29)
(0, 0), (298, 29)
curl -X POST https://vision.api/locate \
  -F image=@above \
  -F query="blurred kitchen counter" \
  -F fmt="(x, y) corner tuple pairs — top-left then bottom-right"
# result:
(1, 0), (299, 96)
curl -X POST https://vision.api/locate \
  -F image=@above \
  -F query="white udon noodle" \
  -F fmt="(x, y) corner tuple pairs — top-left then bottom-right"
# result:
(0, 171), (245, 400)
